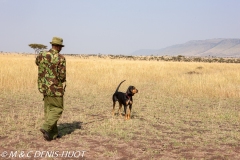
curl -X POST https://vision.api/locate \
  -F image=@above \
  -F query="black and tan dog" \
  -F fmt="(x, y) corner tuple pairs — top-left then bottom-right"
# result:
(112, 80), (138, 120)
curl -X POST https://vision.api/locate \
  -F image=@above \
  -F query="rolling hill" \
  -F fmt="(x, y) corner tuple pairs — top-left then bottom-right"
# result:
(132, 38), (240, 57)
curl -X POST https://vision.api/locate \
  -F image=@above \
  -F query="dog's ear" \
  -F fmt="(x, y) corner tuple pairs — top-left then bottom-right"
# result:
(126, 86), (133, 94)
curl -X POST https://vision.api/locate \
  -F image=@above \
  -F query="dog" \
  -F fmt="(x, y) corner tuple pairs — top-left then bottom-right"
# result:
(112, 80), (138, 120)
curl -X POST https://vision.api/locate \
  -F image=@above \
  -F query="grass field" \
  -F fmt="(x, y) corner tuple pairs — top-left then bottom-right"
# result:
(0, 53), (239, 160)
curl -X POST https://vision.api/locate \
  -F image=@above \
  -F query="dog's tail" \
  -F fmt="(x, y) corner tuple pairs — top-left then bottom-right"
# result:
(115, 80), (126, 93)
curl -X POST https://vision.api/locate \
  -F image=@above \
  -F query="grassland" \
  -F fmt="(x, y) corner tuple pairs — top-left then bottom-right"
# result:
(0, 53), (239, 160)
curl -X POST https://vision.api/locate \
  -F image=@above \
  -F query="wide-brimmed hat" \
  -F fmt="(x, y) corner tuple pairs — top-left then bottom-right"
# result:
(50, 37), (64, 47)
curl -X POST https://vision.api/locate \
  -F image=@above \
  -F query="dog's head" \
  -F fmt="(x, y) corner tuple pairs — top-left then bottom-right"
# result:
(126, 86), (138, 96)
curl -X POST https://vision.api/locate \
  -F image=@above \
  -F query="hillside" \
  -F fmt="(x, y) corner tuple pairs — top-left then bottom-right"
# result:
(132, 38), (240, 57)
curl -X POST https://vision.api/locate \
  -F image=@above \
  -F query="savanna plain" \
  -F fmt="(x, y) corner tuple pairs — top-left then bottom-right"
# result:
(0, 53), (239, 160)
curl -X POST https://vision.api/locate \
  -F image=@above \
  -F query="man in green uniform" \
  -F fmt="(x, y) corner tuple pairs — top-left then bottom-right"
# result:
(35, 37), (66, 141)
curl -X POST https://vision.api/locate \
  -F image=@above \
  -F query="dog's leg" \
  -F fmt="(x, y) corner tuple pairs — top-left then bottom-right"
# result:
(118, 103), (122, 116)
(112, 101), (116, 116)
(125, 100), (132, 120)
(128, 104), (132, 119)
(124, 105), (128, 120)
(125, 106), (131, 120)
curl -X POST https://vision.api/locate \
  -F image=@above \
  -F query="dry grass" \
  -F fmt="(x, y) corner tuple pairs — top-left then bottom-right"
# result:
(0, 53), (239, 159)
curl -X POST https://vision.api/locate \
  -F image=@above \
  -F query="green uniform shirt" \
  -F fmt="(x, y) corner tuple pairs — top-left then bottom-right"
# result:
(36, 49), (66, 96)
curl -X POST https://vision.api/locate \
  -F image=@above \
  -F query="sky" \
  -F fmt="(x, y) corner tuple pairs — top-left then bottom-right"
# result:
(0, 0), (240, 55)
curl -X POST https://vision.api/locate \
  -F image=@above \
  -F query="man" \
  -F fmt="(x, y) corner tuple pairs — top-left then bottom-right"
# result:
(35, 37), (66, 141)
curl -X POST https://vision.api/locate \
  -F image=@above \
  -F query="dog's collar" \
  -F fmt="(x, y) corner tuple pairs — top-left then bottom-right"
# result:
(126, 93), (131, 99)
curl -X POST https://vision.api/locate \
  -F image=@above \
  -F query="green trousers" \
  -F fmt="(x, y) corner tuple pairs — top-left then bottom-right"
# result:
(42, 96), (64, 139)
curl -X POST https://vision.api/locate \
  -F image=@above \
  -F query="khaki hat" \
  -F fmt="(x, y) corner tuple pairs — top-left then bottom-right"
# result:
(50, 37), (65, 47)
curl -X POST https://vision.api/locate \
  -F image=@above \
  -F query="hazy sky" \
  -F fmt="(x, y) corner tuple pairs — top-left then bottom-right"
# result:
(1, 0), (240, 54)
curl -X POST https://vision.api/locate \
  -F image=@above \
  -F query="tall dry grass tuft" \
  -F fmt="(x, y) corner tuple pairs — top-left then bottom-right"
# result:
(66, 56), (240, 99)
(1, 54), (240, 99)
(0, 55), (37, 94)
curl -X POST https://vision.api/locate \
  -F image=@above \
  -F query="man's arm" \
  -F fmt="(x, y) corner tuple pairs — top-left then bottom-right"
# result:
(58, 55), (66, 83)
